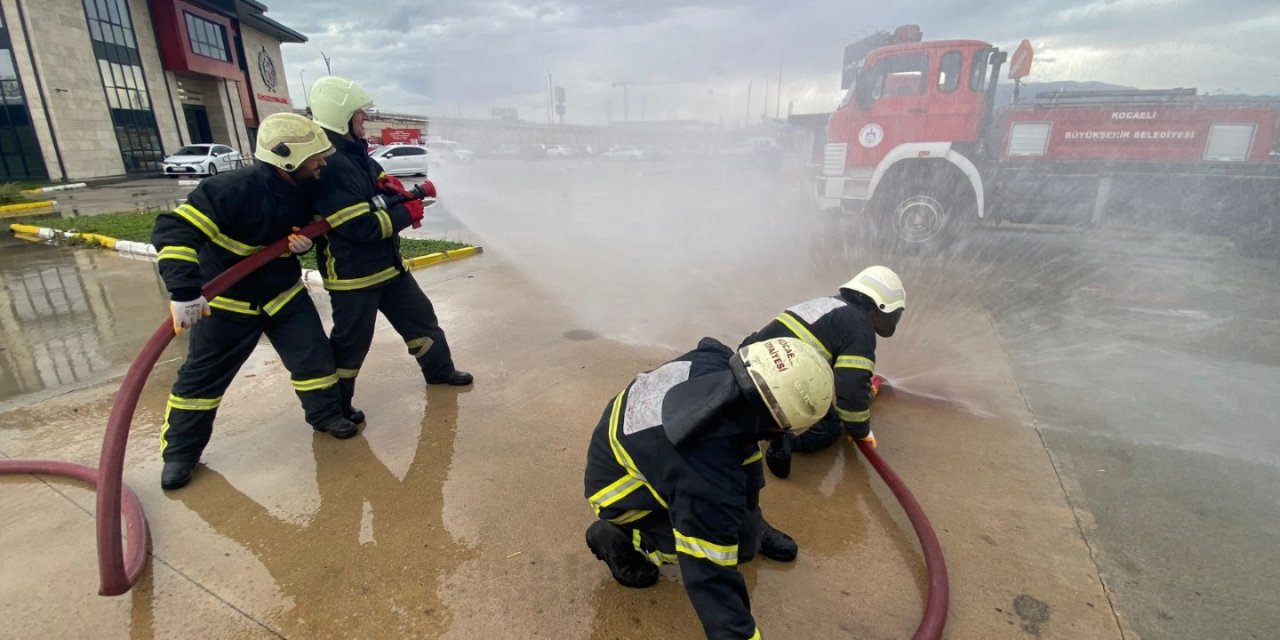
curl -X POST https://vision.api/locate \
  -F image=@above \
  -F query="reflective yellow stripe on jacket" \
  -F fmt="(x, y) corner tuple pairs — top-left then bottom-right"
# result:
(173, 204), (260, 256)
(322, 265), (400, 291)
(209, 282), (305, 316)
(375, 210), (393, 239)
(325, 202), (370, 229)
(775, 313), (833, 362)
(262, 282), (305, 315)
(588, 475), (647, 514)
(836, 407), (871, 422)
(157, 245), (198, 263)
(209, 296), (257, 315)
(604, 391), (670, 509)
(835, 355), (874, 372)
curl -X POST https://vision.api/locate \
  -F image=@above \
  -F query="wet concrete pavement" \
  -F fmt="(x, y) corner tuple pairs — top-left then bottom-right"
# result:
(2, 160), (1277, 638)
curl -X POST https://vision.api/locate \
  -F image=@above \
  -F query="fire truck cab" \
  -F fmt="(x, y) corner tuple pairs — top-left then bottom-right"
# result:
(817, 27), (1280, 257)
(818, 27), (1007, 244)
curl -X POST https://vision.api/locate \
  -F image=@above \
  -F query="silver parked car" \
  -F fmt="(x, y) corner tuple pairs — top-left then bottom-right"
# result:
(162, 144), (243, 177)
(371, 144), (430, 177)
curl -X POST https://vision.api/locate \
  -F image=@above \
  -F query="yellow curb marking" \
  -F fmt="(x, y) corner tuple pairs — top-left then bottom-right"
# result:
(13, 223), (481, 272)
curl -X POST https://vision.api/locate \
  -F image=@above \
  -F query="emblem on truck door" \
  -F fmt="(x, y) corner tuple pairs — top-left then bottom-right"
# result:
(859, 124), (885, 148)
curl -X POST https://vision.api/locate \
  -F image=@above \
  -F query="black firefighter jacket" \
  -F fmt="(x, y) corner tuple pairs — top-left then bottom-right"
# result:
(152, 163), (309, 310)
(741, 291), (878, 439)
(305, 131), (416, 292)
(585, 337), (768, 640)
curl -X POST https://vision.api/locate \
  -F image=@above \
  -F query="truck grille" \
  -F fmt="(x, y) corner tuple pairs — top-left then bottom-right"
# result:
(823, 143), (847, 177)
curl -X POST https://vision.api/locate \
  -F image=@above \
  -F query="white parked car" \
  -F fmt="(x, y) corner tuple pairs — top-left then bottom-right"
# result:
(162, 144), (242, 177)
(425, 140), (475, 163)
(544, 144), (576, 158)
(601, 146), (645, 161)
(371, 144), (429, 177)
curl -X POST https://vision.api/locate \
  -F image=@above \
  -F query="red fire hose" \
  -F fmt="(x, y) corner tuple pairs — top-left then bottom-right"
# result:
(0, 219), (333, 595)
(856, 439), (950, 640)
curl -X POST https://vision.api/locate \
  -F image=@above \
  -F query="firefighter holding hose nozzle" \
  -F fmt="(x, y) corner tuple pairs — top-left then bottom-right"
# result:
(742, 265), (906, 478)
(151, 112), (359, 491)
(584, 336), (834, 639)
(305, 76), (472, 428)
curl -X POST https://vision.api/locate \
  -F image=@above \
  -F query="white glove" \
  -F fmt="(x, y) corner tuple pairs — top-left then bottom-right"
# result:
(171, 296), (210, 335)
(860, 430), (877, 449)
(288, 227), (312, 254)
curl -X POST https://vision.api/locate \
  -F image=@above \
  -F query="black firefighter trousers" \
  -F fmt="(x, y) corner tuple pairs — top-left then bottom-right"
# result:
(329, 271), (456, 409)
(160, 289), (345, 463)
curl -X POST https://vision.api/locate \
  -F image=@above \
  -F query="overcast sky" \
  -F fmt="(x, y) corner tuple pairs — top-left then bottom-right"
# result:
(263, 0), (1280, 125)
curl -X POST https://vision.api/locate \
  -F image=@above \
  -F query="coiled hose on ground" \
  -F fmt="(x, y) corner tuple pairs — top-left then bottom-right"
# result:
(0, 218), (332, 595)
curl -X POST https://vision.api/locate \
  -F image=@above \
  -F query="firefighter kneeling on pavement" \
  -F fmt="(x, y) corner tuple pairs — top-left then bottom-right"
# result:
(304, 75), (471, 427)
(743, 265), (906, 478)
(583, 336), (835, 640)
(151, 112), (358, 491)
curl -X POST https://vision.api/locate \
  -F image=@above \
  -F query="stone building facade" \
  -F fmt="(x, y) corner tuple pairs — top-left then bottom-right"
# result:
(0, 0), (304, 183)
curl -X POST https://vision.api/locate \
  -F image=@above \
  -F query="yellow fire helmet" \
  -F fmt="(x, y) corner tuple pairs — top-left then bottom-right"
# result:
(308, 75), (374, 135)
(254, 112), (333, 172)
(735, 337), (834, 434)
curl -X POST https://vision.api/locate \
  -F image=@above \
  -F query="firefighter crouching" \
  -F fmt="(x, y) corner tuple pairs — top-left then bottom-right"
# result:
(151, 112), (358, 491)
(584, 336), (835, 639)
(742, 266), (906, 478)
(305, 76), (471, 425)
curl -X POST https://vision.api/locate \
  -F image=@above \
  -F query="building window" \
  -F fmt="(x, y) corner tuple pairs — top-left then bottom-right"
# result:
(184, 13), (230, 62)
(82, 0), (162, 174)
(0, 13), (48, 181)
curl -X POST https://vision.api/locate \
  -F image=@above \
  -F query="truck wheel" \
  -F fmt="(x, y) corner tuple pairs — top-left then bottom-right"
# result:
(891, 194), (950, 244)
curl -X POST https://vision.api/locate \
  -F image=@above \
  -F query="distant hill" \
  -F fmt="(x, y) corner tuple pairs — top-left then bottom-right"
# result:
(999, 81), (1280, 107)
(997, 81), (1135, 106)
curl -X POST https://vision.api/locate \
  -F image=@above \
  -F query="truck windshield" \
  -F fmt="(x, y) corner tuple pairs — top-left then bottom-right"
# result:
(872, 54), (928, 99)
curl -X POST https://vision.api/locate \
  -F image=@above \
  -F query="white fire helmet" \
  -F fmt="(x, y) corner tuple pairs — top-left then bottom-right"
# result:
(308, 76), (374, 135)
(842, 265), (906, 313)
(843, 265), (906, 337)
(736, 337), (834, 434)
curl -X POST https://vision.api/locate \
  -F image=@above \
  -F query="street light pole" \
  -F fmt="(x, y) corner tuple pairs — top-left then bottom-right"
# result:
(299, 68), (308, 108)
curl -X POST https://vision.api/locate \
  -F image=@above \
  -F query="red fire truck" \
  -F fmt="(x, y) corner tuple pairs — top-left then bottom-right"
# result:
(815, 26), (1280, 256)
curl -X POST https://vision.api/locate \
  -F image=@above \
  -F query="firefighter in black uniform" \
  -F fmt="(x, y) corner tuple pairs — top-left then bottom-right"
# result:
(584, 336), (834, 640)
(741, 265), (906, 478)
(305, 76), (471, 423)
(152, 112), (358, 491)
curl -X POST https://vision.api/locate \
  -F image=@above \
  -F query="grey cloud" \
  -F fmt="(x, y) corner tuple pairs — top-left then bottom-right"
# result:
(265, 0), (1280, 121)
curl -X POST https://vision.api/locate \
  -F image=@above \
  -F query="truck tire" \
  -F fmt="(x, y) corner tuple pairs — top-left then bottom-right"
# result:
(891, 194), (950, 244)
(874, 180), (972, 253)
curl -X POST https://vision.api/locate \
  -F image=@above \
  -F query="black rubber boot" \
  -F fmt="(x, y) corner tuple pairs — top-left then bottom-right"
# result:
(427, 370), (474, 386)
(764, 435), (793, 479)
(161, 460), (196, 491)
(585, 520), (660, 588)
(313, 417), (358, 439)
(759, 519), (798, 562)
(344, 406), (365, 424)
